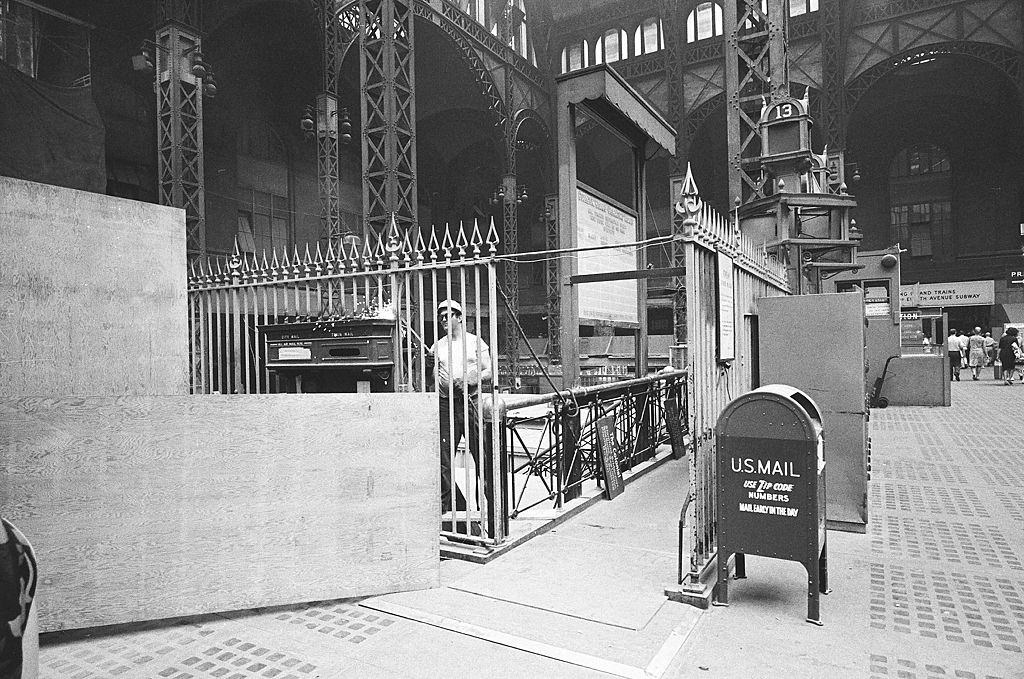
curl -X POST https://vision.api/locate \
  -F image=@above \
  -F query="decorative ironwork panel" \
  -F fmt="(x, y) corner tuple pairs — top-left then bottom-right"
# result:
(684, 39), (724, 64)
(360, 0), (418, 239)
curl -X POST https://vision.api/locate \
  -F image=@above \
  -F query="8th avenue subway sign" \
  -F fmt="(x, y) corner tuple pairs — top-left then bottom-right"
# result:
(900, 280), (995, 308)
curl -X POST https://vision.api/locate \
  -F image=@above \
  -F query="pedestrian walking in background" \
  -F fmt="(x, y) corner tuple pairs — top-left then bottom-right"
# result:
(947, 329), (964, 381)
(983, 331), (997, 366)
(967, 327), (987, 380)
(998, 327), (1021, 385)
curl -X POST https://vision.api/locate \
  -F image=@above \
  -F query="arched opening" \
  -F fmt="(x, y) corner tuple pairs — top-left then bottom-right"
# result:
(846, 50), (1024, 283)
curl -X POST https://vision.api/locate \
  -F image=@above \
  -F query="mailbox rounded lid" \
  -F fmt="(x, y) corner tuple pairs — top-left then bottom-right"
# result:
(715, 383), (823, 441)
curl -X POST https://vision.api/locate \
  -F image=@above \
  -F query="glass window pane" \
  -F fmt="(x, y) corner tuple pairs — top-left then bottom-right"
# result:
(272, 217), (288, 248)
(237, 212), (256, 252)
(644, 19), (659, 50)
(569, 44), (582, 70)
(697, 3), (713, 39)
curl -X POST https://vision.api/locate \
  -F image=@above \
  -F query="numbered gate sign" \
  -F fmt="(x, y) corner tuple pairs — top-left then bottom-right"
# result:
(714, 384), (830, 624)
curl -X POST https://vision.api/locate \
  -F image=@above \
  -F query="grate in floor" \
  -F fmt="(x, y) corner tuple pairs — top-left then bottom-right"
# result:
(868, 654), (1006, 678)
(40, 620), (326, 679)
(993, 490), (1024, 522)
(870, 516), (1023, 571)
(159, 636), (318, 679)
(871, 482), (991, 518)
(40, 620), (222, 679)
(978, 466), (1024, 487)
(872, 460), (969, 484)
(868, 563), (1024, 653)
(267, 602), (395, 644)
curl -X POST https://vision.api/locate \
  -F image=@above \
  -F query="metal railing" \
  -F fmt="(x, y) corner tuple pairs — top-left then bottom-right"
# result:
(499, 371), (688, 527)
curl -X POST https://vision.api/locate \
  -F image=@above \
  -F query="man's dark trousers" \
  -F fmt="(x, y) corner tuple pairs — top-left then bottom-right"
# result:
(439, 390), (494, 514)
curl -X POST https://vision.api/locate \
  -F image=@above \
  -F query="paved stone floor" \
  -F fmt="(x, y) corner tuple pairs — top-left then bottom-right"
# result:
(36, 378), (1024, 678)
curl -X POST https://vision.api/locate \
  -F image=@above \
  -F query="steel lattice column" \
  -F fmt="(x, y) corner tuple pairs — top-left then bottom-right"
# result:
(359, 0), (418, 239)
(662, 0), (687, 344)
(819, 0), (848, 150)
(155, 1), (205, 256)
(724, 0), (788, 205)
(315, 0), (342, 246)
(543, 193), (559, 363)
(500, 3), (519, 389)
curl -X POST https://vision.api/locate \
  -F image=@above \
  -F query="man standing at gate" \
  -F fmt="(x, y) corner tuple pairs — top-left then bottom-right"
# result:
(430, 300), (493, 530)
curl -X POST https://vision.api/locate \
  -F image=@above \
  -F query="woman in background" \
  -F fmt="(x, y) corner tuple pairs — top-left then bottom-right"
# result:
(966, 327), (987, 380)
(998, 327), (1021, 385)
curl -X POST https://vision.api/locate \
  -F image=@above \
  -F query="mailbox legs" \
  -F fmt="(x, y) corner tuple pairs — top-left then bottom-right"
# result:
(714, 551), (731, 606)
(734, 552), (746, 579)
(805, 538), (830, 626)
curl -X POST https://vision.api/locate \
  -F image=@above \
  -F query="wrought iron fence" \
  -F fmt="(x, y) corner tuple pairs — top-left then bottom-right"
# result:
(187, 217), (505, 546)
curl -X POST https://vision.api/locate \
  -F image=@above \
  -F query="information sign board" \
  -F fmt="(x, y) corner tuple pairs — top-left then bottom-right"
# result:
(717, 252), (735, 361)
(576, 186), (638, 324)
(596, 415), (624, 500)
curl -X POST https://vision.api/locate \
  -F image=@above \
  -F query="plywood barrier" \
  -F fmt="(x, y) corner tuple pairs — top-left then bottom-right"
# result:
(0, 176), (188, 397)
(0, 393), (440, 632)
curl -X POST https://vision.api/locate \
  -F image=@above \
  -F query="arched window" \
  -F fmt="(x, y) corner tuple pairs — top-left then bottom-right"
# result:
(686, 3), (723, 43)
(595, 27), (627, 64)
(889, 143), (952, 258)
(561, 40), (588, 73)
(633, 17), (662, 55)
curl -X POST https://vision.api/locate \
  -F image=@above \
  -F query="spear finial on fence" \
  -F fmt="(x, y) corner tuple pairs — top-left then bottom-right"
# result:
(261, 250), (271, 281)
(213, 256), (224, 285)
(361, 233), (375, 270)
(401, 227), (413, 266)
(470, 218), (483, 258)
(229, 239), (243, 282)
(279, 247), (291, 277)
(441, 222), (454, 261)
(313, 242), (325, 275)
(485, 216), (499, 255)
(348, 236), (360, 270)
(427, 225), (440, 262)
(386, 213), (402, 267)
(303, 243), (313, 276)
(270, 248), (281, 278)
(455, 220), (468, 259)
(414, 227), (426, 264)
(291, 245), (302, 276)
(673, 163), (702, 236)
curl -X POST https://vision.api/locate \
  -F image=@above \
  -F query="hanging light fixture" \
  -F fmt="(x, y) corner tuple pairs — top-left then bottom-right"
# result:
(190, 50), (208, 78)
(339, 107), (353, 145)
(300, 105), (315, 136)
(131, 43), (155, 73)
(202, 68), (217, 97)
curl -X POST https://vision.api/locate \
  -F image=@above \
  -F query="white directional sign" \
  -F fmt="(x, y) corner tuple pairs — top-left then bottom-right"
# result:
(900, 280), (994, 308)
